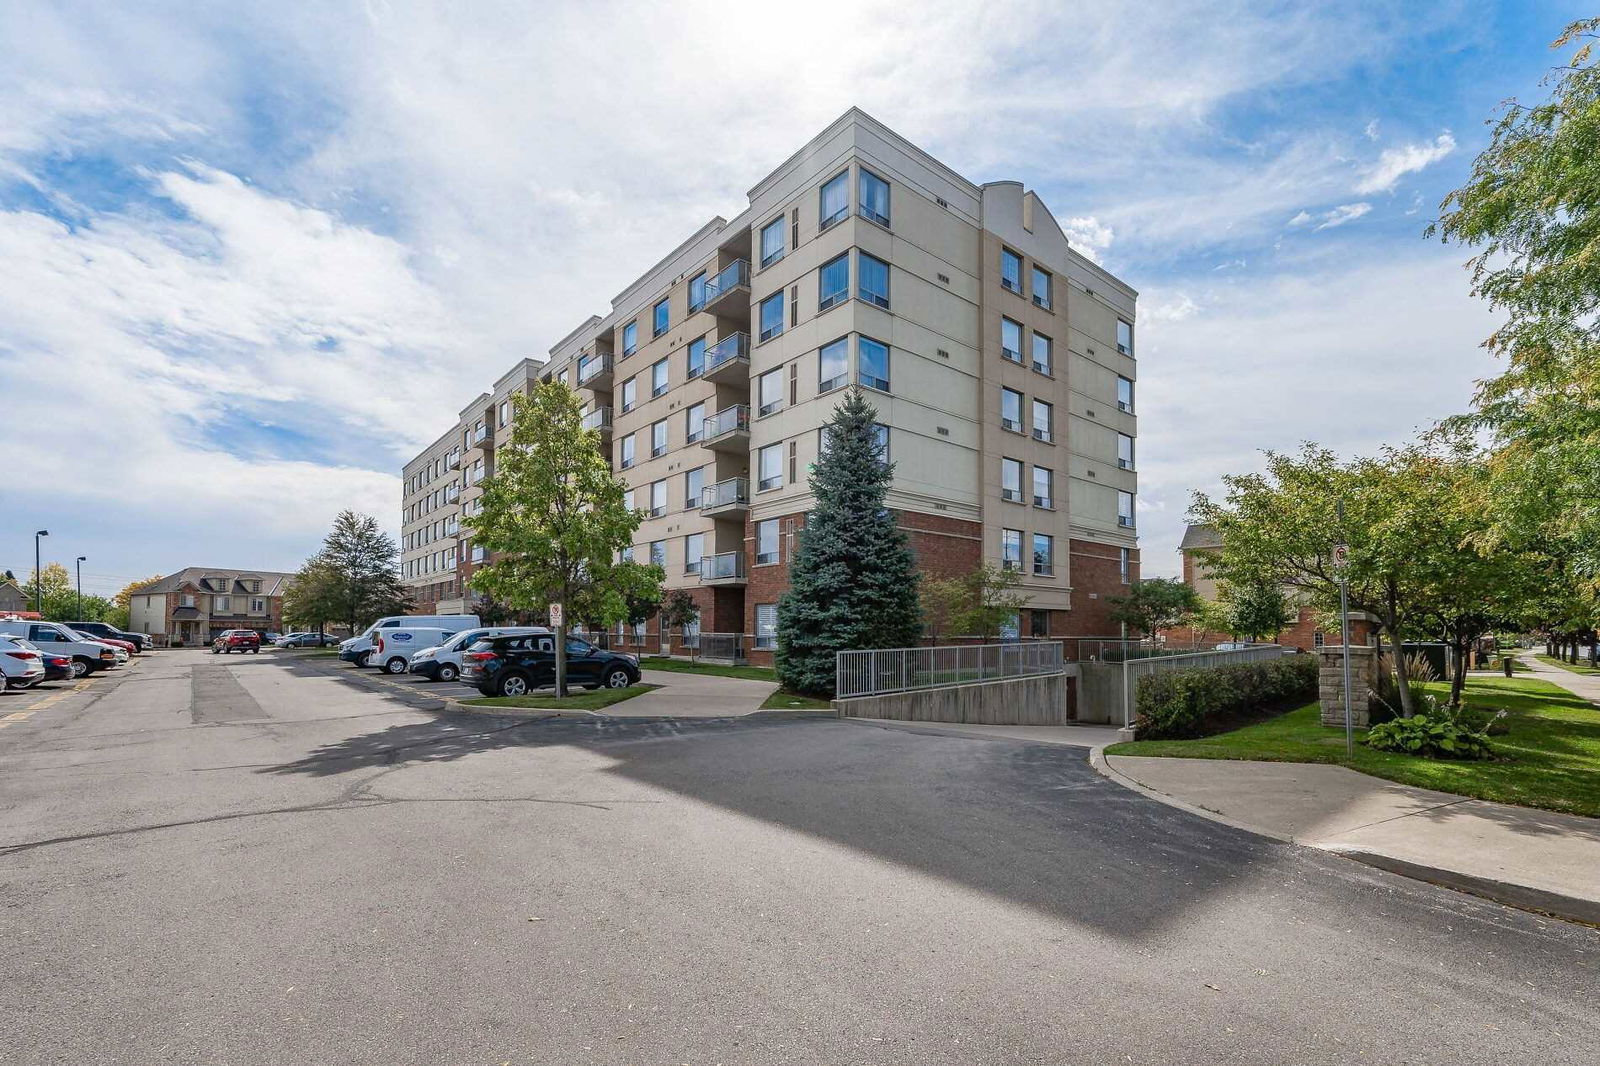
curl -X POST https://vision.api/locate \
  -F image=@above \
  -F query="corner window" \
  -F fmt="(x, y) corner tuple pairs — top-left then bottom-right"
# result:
(1031, 332), (1052, 375)
(687, 336), (706, 378)
(760, 217), (786, 268)
(649, 540), (666, 567)
(1001, 388), (1024, 432)
(653, 298), (669, 337)
(1119, 547), (1132, 584)
(622, 321), (638, 356)
(1032, 399), (1053, 443)
(1117, 318), (1134, 356)
(1118, 433), (1135, 470)
(758, 369), (784, 417)
(818, 253), (849, 312)
(756, 519), (780, 565)
(820, 171), (849, 230)
(858, 252), (889, 309)
(651, 358), (669, 397)
(1033, 466), (1053, 509)
(872, 423), (890, 461)
(858, 168), (890, 226)
(857, 336), (890, 392)
(759, 292), (784, 342)
(1000, 529), (1023, 571)
(1001, 458), (1023, 502)
(1001, 318), (1023, 363)
(1118, 376), (1135, 413)
(1033, 533), (1055, 576)
(818, 337), (848, 392)
(758, 443), (783, 491)
(1001, 248), (1023, 293)
(1118, 490), (1136, 528)
(1031, 266), (1052, 309)
(688, 272), (707, 312)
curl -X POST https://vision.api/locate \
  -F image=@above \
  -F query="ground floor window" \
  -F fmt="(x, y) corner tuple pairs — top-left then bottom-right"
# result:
(1029, 610), (1050, 637)
(754, 604), (777, 649)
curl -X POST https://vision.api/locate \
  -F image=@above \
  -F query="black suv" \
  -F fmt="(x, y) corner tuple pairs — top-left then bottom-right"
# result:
(463, 634), (641, 697)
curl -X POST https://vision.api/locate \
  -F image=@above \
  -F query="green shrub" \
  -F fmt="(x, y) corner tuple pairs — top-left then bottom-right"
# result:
(1134, 655), (1317, 740)
(1365, 698), (1498, 760)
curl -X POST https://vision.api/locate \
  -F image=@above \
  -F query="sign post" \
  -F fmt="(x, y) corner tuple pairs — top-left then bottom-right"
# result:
(1333, 510), (1353, 757)
(549, 602), (566, 699)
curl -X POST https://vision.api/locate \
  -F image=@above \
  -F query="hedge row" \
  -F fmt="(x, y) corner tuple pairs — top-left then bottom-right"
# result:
(1134, 655), (1318, 740)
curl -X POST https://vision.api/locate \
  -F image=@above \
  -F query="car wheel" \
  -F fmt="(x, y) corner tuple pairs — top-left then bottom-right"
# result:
(252, 648), (260, 655)
(604, 667), (632, 689)
(385, 657), (407, 675)
(70, 658), (90, 678)
(497, 672), (530, 698)
(211, 647), (220, 655)
(438, 663), (459, 683)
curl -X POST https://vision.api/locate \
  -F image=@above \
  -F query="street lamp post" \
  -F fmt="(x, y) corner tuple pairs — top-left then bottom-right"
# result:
(76, 556), (87, 619)
(33, 530), (49, 614)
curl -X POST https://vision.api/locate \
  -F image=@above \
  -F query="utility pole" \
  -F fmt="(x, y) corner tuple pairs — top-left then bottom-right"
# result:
(33, 529), (49, 614)
(1334, 501), (1353, 758)
(76, 556), (87, 619)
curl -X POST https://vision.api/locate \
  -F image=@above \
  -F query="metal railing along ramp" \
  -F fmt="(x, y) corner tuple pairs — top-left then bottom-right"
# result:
(1117, 644), (1286, 727)
(836, 641), (1065, 699)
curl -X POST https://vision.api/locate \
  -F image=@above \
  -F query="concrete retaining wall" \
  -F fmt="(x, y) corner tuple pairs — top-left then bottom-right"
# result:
(833, 671), (1072, 725)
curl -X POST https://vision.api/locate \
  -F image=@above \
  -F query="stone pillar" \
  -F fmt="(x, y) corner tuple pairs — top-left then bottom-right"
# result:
(1318, 646), (1375, 727)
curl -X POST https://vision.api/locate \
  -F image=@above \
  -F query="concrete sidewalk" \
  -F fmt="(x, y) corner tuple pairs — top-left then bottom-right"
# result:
(1518, 650), (1600, 706)
(846, 718), (1125, 748)
(1097, 753), (1600, 924)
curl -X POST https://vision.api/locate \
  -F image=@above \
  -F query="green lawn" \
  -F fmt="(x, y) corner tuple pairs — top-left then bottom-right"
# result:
(1537, 654), (1600, 677)
(638, 657), (777, 681)
(1107, 675), (1600, 818)
(463, 683), (659, 711)
(759, 689), (834, 711)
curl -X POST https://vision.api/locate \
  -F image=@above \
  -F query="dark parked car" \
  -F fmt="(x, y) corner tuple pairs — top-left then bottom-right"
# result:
(212, 630), (261, 654)
(38, 650), (74, 683)
(64, 621), (148, 651)
(462, 634), (640, 697)
(277, 632), (337, 648)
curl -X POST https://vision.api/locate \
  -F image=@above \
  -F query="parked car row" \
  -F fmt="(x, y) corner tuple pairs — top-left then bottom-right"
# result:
(0, 618), (140, 684)
(276, 632), (339, 648)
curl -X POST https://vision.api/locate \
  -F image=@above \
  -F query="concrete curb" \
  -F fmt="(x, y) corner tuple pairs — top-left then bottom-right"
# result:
(1087, 747), (1600, 926)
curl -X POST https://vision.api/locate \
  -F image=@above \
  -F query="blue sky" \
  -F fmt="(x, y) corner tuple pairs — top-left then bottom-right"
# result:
(0, 0), (1586, 596)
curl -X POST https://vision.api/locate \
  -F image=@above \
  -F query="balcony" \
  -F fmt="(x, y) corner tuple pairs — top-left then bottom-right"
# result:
(700, 259), (750, 318)
(577, 352), (614, 389)
(700, 477), (749, 518)
(445, 452), (461, 470)
(702, 332), (750, 385)
(699, 550), (747, 586)
(580, 406), (613, 436)
(701, 404), (750, 453)
(471, 425), (493, 449)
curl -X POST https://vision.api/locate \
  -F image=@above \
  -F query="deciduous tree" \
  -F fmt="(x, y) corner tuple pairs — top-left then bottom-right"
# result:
(1107, 577), (1202, 640)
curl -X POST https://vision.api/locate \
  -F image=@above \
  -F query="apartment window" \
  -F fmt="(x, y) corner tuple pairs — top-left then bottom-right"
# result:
(684, 533), (705, 575)
(1033, 466), (1054, 509)
(818, 253), (849, 312)
(215, 596), (231, 613)
(687, 337), (706, 378)
(651, 358), (669, 397)
(1032, 399), (1054, 443)
(1117, 318), (1134, 356)
(649, 540), (666, 568)
(620, 545), (635, 562)
(819, 170), (849, 230)
(1000, 529), (1023, 571)
(1118, 376), (1135, 413)
(1001, 318), (1023, 363)
(1001, 248), (1023, 293)
(758, 443), (783, 491)
(651, 419), (669, 458)
(1118, 433), (1135, 470)
(754, 603), (778, 649)
(619, 433), (636, 469)
(1001, 388), (1023, 433)
(653, 298), (669, 337)
(685, 401), (706, 443)
(1119, 546), (1132, 584)
(650, 480), (668, 518)
(621, 377), (637, 412)
(685, 465), (705, 508)
(1032, 266), (1052, 309)
(858, 168), (890, 226)
(858, 336), (890, 391)
(1032, 332), (1053, 375)
(756, 518), (780, 565)
(818, 336), (848, 392)
(1314, 630), (1326, 648)
(759, 292), (784, 342)
(760, 216), (786, 268)
(758, 368), (784, 416)
(858, 252), (889, 309)
(872, 422), (890, 461)
(688, 271), (707, 312)
(623, 321), (638, 356)
(1118, 490), (1136, 528)
(498, 400), (509, 427)
(1033, 533), (1055, 576)
(1030, 610), (1050, 637)
(1001, 458), (1024, 502)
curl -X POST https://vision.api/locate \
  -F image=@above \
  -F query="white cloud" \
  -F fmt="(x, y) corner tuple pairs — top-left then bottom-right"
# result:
(1364, 118), (1381, 141)
(1314, 202), (1372, 230)
(1061, 216), (1113, 261)
(1288, 210), (1314, 227)
(1355, 132), (1457, 194)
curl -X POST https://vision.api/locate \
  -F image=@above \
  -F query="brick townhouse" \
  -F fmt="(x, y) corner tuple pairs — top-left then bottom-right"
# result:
(127, 568), (293, 646)
(401, 108), (1141, 662)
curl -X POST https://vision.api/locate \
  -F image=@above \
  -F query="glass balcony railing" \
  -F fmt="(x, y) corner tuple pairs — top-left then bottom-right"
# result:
(701, 551), (746, 582)
(577, 353), (614, 386)
(580, 406), (613, 433)
(701, 404), (750, 442)
(703, 332), (749, 376)
(700, 477), (749, 512)
(701, 259), (750, 307)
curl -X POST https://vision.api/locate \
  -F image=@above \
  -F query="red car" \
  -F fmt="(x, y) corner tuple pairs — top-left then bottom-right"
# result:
(212, 630), (261, 654)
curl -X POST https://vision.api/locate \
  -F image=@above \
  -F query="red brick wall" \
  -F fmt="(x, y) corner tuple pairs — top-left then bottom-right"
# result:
(1056, 539), (1139, 640)
(1163, 609), (1375, 651)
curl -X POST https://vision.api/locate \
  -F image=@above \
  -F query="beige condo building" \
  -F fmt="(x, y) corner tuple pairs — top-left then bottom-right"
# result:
(400, 109), (1140, 662)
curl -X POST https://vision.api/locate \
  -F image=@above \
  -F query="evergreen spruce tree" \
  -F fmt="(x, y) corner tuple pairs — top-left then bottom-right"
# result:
(776, 391), (922, 696)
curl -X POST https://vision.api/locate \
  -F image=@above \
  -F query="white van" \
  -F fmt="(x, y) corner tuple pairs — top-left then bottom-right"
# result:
(339, 615), (481, 667)
(0, 620), (120, 677)
(408, 626), (551, 683)
(368, 627), (458, 675)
